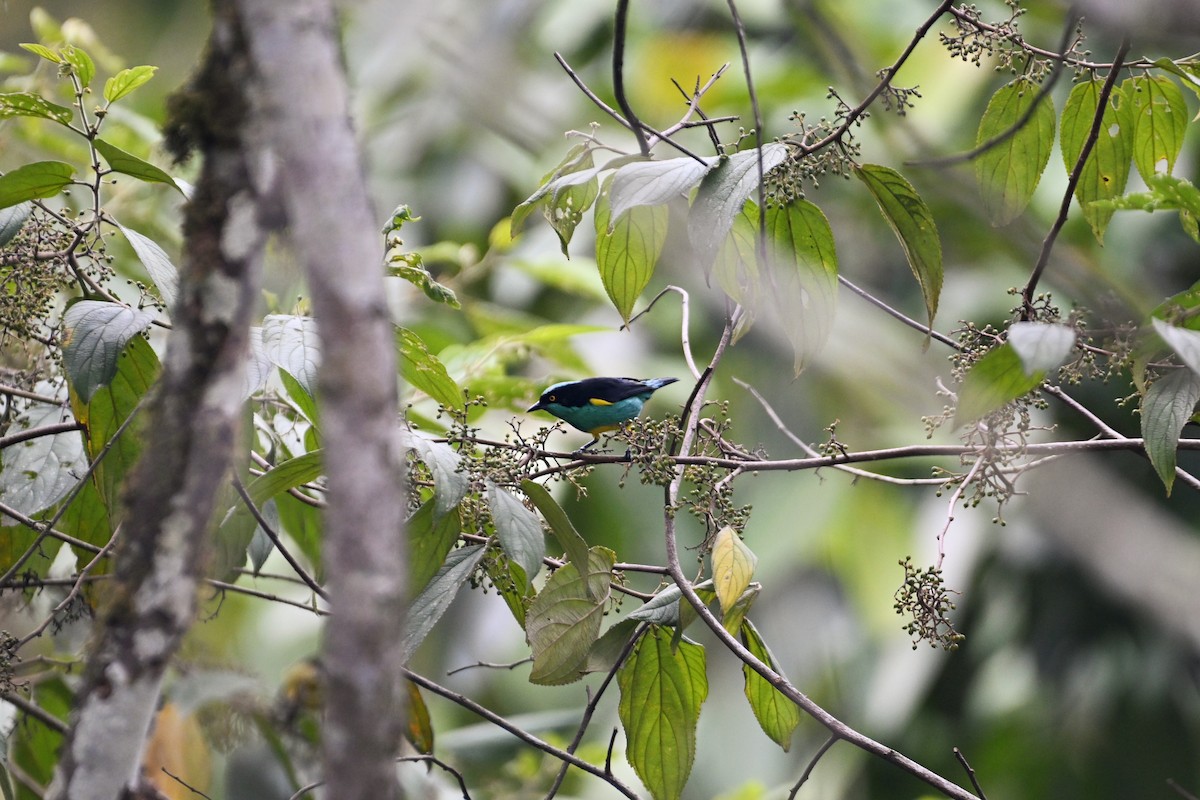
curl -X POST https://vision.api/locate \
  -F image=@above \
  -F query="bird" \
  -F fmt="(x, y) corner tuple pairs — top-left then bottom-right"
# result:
(527, 376), (679, 453)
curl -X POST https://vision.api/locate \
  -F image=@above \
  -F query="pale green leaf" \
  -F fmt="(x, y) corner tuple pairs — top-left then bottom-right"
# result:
(609, 155), (714, 223)
(18, 43), (61, 63)
(526, 547), (615, 685)
(0, 92), (73, 125)
(763, 199), (838, 374)
(487, 482), (545, 587)
(59, 44), (94, 88)
(955, 343), (1043, 424)
(711, 526), (756, 622)
(0, 161), (74, 209)
(0, 202), (31, 247)
(595, 175), (668, 323)
(520, 479), (592, 596)
(402, 430), (469, 516)
(262, 314), (320, 396)
(395, 326), (464, 411)
(740, 621), (801, 751)
(407, 499), (463, 595)
(974, 77), (1055, 225)
(688, 143), (789, 273)
(1006, 322), (1076, 373)
(1153, 318), (1200, 376)
(93, 138), (184, 194)
(114, 221), (179, 309)
(1141, 367), (1200, 495)
(854, 164), (942, 326)
(618, 627), (708, 800)
(103, 65), (157, 104)
(62, 300), (156, 402)
(1060, 80), (1132, 242)
(0, 403), (84, 517)
(1125, 75), (1187, 180)
(400, 545), (485, 662)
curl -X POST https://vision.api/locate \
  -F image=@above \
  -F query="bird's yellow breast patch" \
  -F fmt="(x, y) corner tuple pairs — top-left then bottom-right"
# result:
(588, 398), (614, 406)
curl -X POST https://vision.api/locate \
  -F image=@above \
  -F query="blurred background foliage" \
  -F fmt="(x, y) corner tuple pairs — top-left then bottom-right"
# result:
(3, 0), (1200, 798)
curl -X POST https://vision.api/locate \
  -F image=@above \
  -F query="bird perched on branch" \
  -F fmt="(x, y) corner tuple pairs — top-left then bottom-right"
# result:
(528, 376), (679, 453)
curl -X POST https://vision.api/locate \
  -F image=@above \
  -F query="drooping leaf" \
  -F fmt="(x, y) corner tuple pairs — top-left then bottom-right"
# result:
(520, 479), (591, 594)
(404, 680), (435, 755)
(609, 155), (715, 224)
(711, 526), (757, 626)
(59, 44), (95, 88)
(408, 499), (462, 595)
(262, 315), (320, 396)
(688, 143), (789, 273)
(94, 139), (185, 194)
(974, 77), (1056, 226)
(854, 164), (942, 326)
(525, 547), (616, 685)
(618, 626), (708, 800)
(763, 199), (838, 374)
(395, 326), (464, 411)
(1124, 75), (1187, 181)
(486, 482), (545, 587)
(0, 161), (74, 209)
(401, 430), (469, 517)
(740, 621), (801, 751)
(625, 580), (716, 627)
(400, 544), (485, 662)
(1153, 318), (1200, 376)
(0, 202), (31, 247)
(247, 499), (283, 573)
(595, 175), (668, 323)
(69, 333), (159, 529)
(243, 327), (272, 400)
(0, 403), (83, 517)
(0, 92), (73, 125)
(1006, 322), (1076, 373)
(1060, 79), (1133, 242)
(104, 65), (157, 104)
(1141, 367), (1200, 495)
(585, 619), (641, 674)
(62, 300), (156, 403)
(955, 343), (1043, 424)
(712, 202), (760, 310)
(114, 221), (180, 309)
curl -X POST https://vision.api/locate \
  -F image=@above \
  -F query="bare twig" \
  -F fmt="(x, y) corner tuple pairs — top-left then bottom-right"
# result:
(612, 0), (648, 156)
(953, 747), (989, 800)
(788, 735), (839, 799)
(624, 285), (702, 380)
(231, 475), (328, 601)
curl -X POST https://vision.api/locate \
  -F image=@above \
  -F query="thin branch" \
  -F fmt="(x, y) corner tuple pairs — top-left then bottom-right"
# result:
(231, 475), (329, 601)
(19, 527), (122, 648)
(839, 274), (961, 349)
(725, 0), (768, 250)
(402, 668), (641, 800)
(446, 658), (531, 676)
(0, 421), (85, 450)
(612, 0), (649, 156)
(936, 455), (986, 570)
(1168, 779), (1200, 800)
(204, 579), (329, 616)
(1021, 38), (1130, 316)
(1, 690), (68, 733)
(161, 767), (213, 800)
(624, 285), (702, 380)
(789, 735), (839, 799)
(0, 384), (68, 406)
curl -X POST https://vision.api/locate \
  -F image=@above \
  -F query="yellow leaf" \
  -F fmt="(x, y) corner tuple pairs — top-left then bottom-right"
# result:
(142, 703), (212, 800)
(712, 526), (756, 621)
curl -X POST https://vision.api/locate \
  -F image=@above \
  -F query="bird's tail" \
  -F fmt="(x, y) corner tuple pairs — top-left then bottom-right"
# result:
(644, 377), (679, 390)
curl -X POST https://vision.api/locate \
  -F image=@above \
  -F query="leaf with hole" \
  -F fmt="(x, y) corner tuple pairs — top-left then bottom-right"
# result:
(1060, 79), (1132, 242)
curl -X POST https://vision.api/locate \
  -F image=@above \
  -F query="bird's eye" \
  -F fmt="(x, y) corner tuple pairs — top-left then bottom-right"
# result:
(547, 395), (556, 402)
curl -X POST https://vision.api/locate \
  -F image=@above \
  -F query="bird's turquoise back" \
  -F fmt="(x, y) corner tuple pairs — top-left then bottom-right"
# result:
(543, 394), (650, 435)
(528, 377), (678, 439)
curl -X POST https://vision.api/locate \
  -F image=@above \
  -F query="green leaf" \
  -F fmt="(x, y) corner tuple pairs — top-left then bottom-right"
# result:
(1153, 318), (1200, 376)
(712, 203), (759, 310)
(0, 403), (84, 517)
(626, 580), (716, 628)
(18, 43), (61, 63)
(276, 491), (323, 578)
(1060, 80), (1133, 242)
(0, 202), (31, 247)
(595, 175), (668, 323)
(69, 334), (159, 527)
(59, 44), (94, 88)
(711, 526), (756, 626)
(1006, 321), (1076, 373)
(526, 547), (616, 685)
(740, 621), (801, 751)
(511, 145), (600, 253)
(520, 479), (593, 598)
(402, 430), (469, 517)
(407, 499), (463, 595)
(688, 143), (789, 274)
(400, 544), (485, 662)
(262, 314), (320, 396)
(609, 155), (714, 223)
(0, 92), (73, 125)
(1141, 367), (1200, 495)
(585, 619), (641, 674)
(104, 65), (157, 104)
(618, 626), (708, 800)
(763, 200), (838, 374)
(487, 482), (545, 587)
(11, 676), (70, 794)
(62, 300), (156, 403)
(854, 164), (942, 326)
(546, 171), (599, 257)
(247, 499), (282, 572)
(278, 368), (319, 426)
(955, 343), (1043, 424)
(1125, 75), (1187, 181)
(395, 326), (464, 411)
(114, 221), (180, 308)
(93, 138), (185, 194)
(974, 77), (1055, 226)
(0, 161), (74, 209)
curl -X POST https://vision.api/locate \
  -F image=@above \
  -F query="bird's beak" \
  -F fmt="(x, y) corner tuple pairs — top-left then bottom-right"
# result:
(527, 401), (545, 413)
